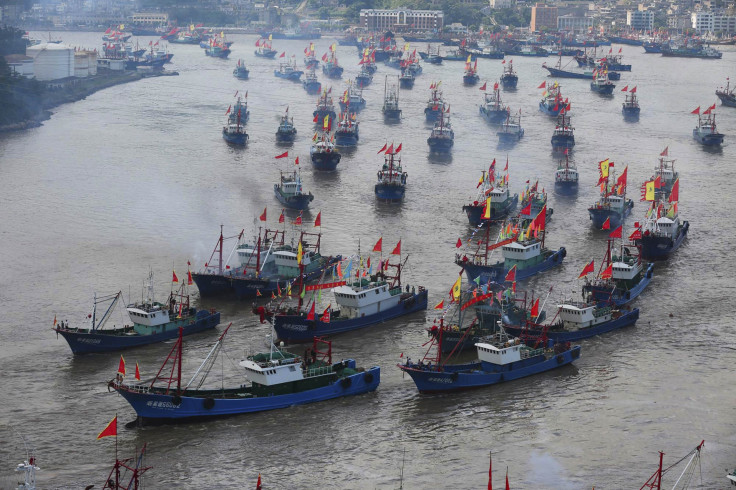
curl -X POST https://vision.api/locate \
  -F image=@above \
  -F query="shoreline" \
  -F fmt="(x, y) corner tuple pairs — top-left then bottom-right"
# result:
(0, 69), (178, 133)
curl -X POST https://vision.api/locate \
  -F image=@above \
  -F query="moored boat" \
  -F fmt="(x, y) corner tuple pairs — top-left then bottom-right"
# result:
(588, 161), (633, 229)
(375, 142), (407, 201)
(716, 78), (736, 107)
(692, 104), (724, 146)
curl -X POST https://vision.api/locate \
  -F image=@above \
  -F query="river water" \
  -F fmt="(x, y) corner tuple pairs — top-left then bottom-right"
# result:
(0, 32), (735, 489)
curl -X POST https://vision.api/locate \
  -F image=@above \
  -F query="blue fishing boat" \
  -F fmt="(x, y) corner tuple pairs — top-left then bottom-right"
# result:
(622, 86), (640, 119)
(419, 44), (443, 64)
(479, 81), (509, 124)
(424, 82), (444, 121)
(110, 331), (379, 422)
(692, 106), (724, 146)
(463, 58), (480, 85)
(222, 101), (248, 146)
(635, 168), (687, 259)
(385, 51), (403, 69)
(399, 67), (415, 89)
(497, 111), (524, 143)
(588, 164), (633, 229)
(302, 69), (321, 94)
(582, 238), (654, 307)
(518, 182), (552, 223)
(550, 110), (575, 149)
(356, 66), (373, 87)
(334, 112), (359, 147)
(254, 38), (277, 58)
(716, 78), (736, 107)
(444, 49), (474, 61)
(54, 274), (221, 354)
(322, 49), (344, 79)
(662, 42), (722, 59)
(233, 59), (249, 79)
(310, 133), (341, 171)
(338, 83), (366, 112)
(599, 50), (631, 71)
(205, 41), (231, 59)
(500, 59), (518, 89)
(375, 143), (407, 201)
(590, 68), (616, 95)
(399, 322), (580, 393)
(274, 169), (313, 210)
(267, 244), (427, 343)
(463, 161), (518, 226)
(554, 152), (578, 195)
(405, 57), (422, 76)
(543, 54), (593, 79)
(427, 111), (454, 152)
(539, 82), (567, 115)
(274, 57), (304, 81)
(275, 109), (297, 143)
(313, 89), (337, 122)
(643, 42), (662, 53)
(382, 75), (402, 122)
(304, 42), (319, 69)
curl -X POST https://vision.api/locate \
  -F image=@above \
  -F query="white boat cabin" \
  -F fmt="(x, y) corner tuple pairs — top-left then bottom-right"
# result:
(502, 239), (541, 262)
(555, 166), (578, 182)
(126, 303), (171, 327)
(595, 194), (625, 213)
(558, 302), (612, 329)
(475, 339), (522, 365)
(651, 215), (679, 239)
(489, 185), (510, 204)
(332, 280), (402, 319)
(236, 243), (278, 269)
(240, 354), (304, 386)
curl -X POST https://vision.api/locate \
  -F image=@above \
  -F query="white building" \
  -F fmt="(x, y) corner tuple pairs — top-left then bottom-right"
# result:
(627, 10), (654, 30)
(490, 0), (516, 8)
(557, 14), (594, 31)
(25, 43), (74, 81)
(359, 9), (444, 32)
(3, 54), (34, 78)
(691, 11), (736, 34)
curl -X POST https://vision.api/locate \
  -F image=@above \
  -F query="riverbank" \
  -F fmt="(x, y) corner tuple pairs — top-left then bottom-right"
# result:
(0, 68), (178, 133)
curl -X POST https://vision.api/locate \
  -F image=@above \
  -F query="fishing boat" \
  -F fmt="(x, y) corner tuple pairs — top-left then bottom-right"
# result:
(334, 112), (359, 147)
(274, 168), (314, 210)
(13, 440), (39, 490)
(542, 53), (593, 79)
(643, 41), (662, 53)
(222, 102), (248, 146)
(275, 108), (297, 143)
(550, 110), (575, 149)
(692, 104), (725, 146)
(382, 76), (402, 122)
(254, 38), (278, 58)
(310, 132), (341, 171)
(313, 89), (337, 122)
(420, 44), (443, 64)
(650, 147), (679, 199)
(338, 83), (366, 112)
(590, 67), (616, 95)
(356, 65), (373, 87)
(399, 66), (415, 89)
(54, 273), (221, 354)
(635, 177), (688, 259)
(229, 92), (249, 125)
(424, 81), (445, 121)
(427, 110), (454, 152)
(538, 81), (567, 116)
(233, 59), (249, 79)
(322, 47), (344, 79)
(621, 85), (640, 119)
(599, 49), (631, 71)
(204, 38), (231, 59)
(497, 110), (524, 142)
(191, 225), (340, 299)
(302, 69), (321, 94)
(588, 162), (633, 229)
(463, 57), (480, 85)
(266, 241), (427, 343)
(519, 181), (551, 222)
(274, 57), (304, 81)
(661, 42), (722, 59)
(462, 161), (518, 226)
(716, 78), (736, 107)
(405, 55), (422, 76)
(304, 42), (319, 69)
(500, 59), (518, 89)
(385, 50), (403, 69)
(479, 81), (509, 124)
(399, 318), (580, 393)
(375, 143), (407, 201)
(455, 211), (566, 284)
(362, 55), (378, 75)
(554, 151), (578, 195)
(110, 328), (379, 422)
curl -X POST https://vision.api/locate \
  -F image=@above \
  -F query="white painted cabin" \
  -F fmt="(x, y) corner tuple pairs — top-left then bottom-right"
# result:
(240, 355), (304, 386)
(558, 303), (612, 329)
(332, 281), (401, 319)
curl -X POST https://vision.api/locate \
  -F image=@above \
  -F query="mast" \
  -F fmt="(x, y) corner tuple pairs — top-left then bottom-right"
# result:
(218, 225), (224, 275)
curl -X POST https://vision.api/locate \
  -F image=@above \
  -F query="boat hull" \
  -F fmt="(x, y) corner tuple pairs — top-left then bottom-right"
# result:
(637, 221), (689, 259)
(398, 346), (580, 393)
(504, 309), (640, 341)
(551, 134), (575, 148)
(273, 289), (428, 343)
(460, 247), (566, 283)
(693, 129), (724, 146)
(275, 130), (297, 143)
(590, 83), (616, 95)
(583, 263), (654, 306)
(463, 74), (479, 85)
(716, 93), (736, 107)
(55, 311), (221, 354)
(375, 183), (406, 201)
(622, 106), (640, 118)
(587, 201), (634, 228)
(427, 137), (454, 152)
(274, 187), (314, 210)
(335, 133), (359, 147)
(311, 152), (341, 171)
(462, 195), (519, 226)
(222, 131), (248, 146)
(303, 81), (322, 94)
(554, 180), (578, 195)
(497, 128), (524, 142)
(500, 75), (518, 89)
(322, 65), (344, 79)
(543, 66), (591, 79)
(399, 78), (415, 89)
(383, 108), (402, 121)
(480, 107), (509, 124)
(424, 107), (442, 121)
(274, 70), (303, 81)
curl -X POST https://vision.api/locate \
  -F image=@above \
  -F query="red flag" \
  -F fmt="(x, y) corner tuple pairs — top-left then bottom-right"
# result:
(259, 207), (267, 222)
(97, 415), (117, 439)
(629, 228), (642, 241)
(703, 106), (712, 115)
(117, 355), (126, 376)
(322, 53), (328, 61)
(565, 102), (571, 112)
(660, 146), (669, 157)
(391, 240), (401, 255)
(621, 85), (628, 92)
(505, 470), (510, 490)
(520, 201), (532, 215)
(669, 178), (679, 202)
(187, 270), (193, 286)
(255, 39), (261, 47)
(294, 215), (302, 225)
(373, 237), (382, 252)
(377, 143), (387, 154)
(225, 105), (231, 115)
(631, 86), (637, 93)
(617, 167), (628, 188)
(306, 301), (316, 320)
(537, 81), (546, 89)
(279, 51), (285, 58)
(395, 143), (402, 153)
(707, 103), (716, 111)
(691, 106), (700, 115)
(313, 114), (318, 123)
(275, 151), (289, 159)
(601, 217), (610, 230)
(172, 271), (179, 282)
(279, 210), (285, 223)
(530, 298), (540, 318)
(504, 265), (517, 282)
(493, 82), (499, 90)
(456, 238), (462, 248)
(135, 362), (141, 380)
(386, 143), (394, 154)
(503, 158), (508, 171)
(256, 474), (262, 490)
(601, 264), (613, 279)
(609, 225), (622, 239)
(434, 300), (444, 310)
(314, 212), (321, 227)
(295, 156), (299, 165)
(322, 306), (331, 323)
(619, 47), (622, 53)
(553, 104), (559, 112)
(502, 59), (506, 64)
(479, 82), (487, 91)
(578, 260), (595, 278)
(488, 452), (493, 490)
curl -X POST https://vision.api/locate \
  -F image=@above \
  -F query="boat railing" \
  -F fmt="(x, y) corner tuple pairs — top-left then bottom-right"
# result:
(592, 306), (611, 318)
(303, 364), (334, 378)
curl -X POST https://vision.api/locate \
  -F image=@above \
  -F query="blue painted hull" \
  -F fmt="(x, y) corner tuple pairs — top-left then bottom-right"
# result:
(497, 128), (524, 142)
(480, 107), (509, 124)
(460, 247), (567, 283)
(427, 137), (454, 152)
(383, 109), (402, 121)
(399, 346), (580, 393)
(583, 263), (654, 306)
(275, 129), (297, 143)
(274, 187), (314, 210)
(399, 78), (415, 89)
(540, 102), (564, 116)
(273, 290), (428, 343)
(462, 196), (518, 226)
(323, 65), (343, 79)
(55, 311), (221, 354)
(356, 75), (372, 87)
(543, 66), (591, 79)
(504, 309), (640, 341)
(113, 363), (380, 421)
(222, 131), (248, 146)
(591, 83), (615, 95)
(554, 181), (578, 195)
(375, 183), (406, 201)
(274, 70), (303, 81)
(606, 63), (631, 71)
(501, 75), (518, 89)
(463, 74), (479, 85)
(622, 106), (640, 118)
(311, 152), (341, 170)
(313, 109), (337, 121)
(588, 201), (634, 228)
(638, 221), (688, 259)
(234, 71), (249, 80)
(425, 107), (442, 121)
(335, 132), (359, 147)
(551, 134), (575, 148)
(254, 50), (277, 59)
(693, 129), (724, 146)
(303, 81), (322, 94)
(338, 100), (365, 112)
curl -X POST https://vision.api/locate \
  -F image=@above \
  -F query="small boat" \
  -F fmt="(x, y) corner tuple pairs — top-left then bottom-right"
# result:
(424, 81), (445, 121)
(302, 69), (322, 94)
(543, 54), (594, 79)
(274, 168), (314, 210)
(587, 163), (634, 229)
(716, 78), (736, 107)
(519, 181), (551, 222)
(254, 38), (277, 58)
(554, 151), (578, 195)
(550, 110), (575, 149)
(310, 132), (341, 171)
(635, 175), (688, 260)
(267, 241), (427, 342)
(222, 101), (248, 146)
(500, 59), (518, 89)
(505, 45), (549, 57)
(313, 89), (337, 122)
(110, 329), (379, 422)
(462, 160), (518, 226)
(405, 55), (422, 76)
(599, 50), (632, 71)
(54, 273), (221, 354)
(538, 81), (567, 116)
(444, 49), (473, 61)
(427, 110), (454, 152)
(322, 47), (344, 79)
(204, 39), (231, 59)
(275, 109), (297, 143)
(479, 81), (509, 124)
(304, 42), (319, 69)
(274, 57), (304, 81)
(233, 59), (249, 79)
(229, 92), (250, 125)
(642, 42), (662, 53)
(399, 66), (415, 88)
(375, 143), (407, 201)
(12, 431), (39, 490)
(497, 111), (524, 142)
(422, 44), (443, 64)
(621, 85), (640, 119)
(356, 65), (373, 87)
(590, 68), (616, 95)
(400, 317), (580, 393)
(382, 75), (402, 122)
(692, 105), (725, 146)
(338, 82), (366, 112)
(334, 111), (359, 147)
(463, 57), (480, 85)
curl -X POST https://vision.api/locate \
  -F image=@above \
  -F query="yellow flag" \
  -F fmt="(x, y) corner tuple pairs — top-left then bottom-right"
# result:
(478, 174), (484, 186)
(451, 275), (462, 301)
(190, 24), (194, 31)
(268, 34), (273, 41)
(221, 31), (224, 38)
(600, 159), (610, 179)
(364, 48), (369, 56)
(120, 24), (125, 30)
(483, 197), (491, 219)
(466, 55), (471, 63)
(323, 115), (329, 130)
(297, 241), (303, 265)
(645, 181), (655, 201)
(404, 43), (410, 51)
